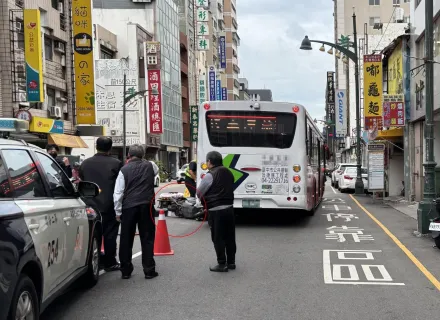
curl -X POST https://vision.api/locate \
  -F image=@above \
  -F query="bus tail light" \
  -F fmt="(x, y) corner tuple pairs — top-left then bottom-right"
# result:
(293, 175), (301, 183)
(292, 185), (301, 193)
(344, 175), (353, 180)
(203, 103), (210, 110)
(292, 105), (300, 113)
(201, 163), (208, 170)
(293, 165), (301, 172)
(240, 167), (261, 172)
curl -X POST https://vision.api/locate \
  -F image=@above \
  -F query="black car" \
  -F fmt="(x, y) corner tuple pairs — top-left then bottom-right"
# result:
(0, 138), (102, 320)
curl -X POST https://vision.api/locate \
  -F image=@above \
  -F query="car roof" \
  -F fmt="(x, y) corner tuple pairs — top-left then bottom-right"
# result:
(0, 138), (44, 151)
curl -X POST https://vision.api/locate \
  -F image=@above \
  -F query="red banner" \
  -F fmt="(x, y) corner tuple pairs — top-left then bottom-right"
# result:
(383, 95), (405, 127)
(364, 116), (383, 131)
(148, 69), (163, 134)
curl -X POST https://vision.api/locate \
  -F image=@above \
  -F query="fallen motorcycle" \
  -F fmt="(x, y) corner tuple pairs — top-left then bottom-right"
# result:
(156, 192), (205, 220)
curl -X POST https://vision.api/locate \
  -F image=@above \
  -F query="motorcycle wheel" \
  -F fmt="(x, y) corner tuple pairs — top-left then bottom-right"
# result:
(434, 235), (440, 250)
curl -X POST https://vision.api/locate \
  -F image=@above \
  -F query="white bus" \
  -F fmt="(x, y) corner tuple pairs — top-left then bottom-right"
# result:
(196, 100), (327, 215)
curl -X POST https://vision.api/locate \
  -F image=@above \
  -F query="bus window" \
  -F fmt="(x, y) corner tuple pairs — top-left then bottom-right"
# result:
(205, 111), (297, 149)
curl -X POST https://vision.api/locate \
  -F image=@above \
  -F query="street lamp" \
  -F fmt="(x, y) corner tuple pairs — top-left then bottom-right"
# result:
(122, 72), (159, 163)
(300, 12), (364, 194)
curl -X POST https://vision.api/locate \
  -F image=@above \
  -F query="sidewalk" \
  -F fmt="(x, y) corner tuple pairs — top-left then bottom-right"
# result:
(366, 194), (418, 220)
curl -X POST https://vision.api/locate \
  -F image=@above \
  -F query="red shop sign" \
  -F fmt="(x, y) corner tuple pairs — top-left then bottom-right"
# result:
(383, 101), (405, 127)
(364, 116), (383, 131)
(148, 69), (163, 134)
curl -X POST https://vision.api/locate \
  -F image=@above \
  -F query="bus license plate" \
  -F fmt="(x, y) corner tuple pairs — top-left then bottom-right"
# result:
(242, 199), (260, 208)
(429, 222), (440, 231)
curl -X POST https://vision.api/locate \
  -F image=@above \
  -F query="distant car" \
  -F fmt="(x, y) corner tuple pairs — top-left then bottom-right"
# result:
(331, 163), (357, 188)
(149, 161), (160, 187)
(176, 163), (188, 184)
(0, 138), (102, 320)
(337, 167), (369, 192)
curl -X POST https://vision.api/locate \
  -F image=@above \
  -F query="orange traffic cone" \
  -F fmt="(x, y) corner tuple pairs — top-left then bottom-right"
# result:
(154, 210), (174, 256)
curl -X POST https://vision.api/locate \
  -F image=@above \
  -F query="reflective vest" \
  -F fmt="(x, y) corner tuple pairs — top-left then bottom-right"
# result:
(185, 161), (196, 178)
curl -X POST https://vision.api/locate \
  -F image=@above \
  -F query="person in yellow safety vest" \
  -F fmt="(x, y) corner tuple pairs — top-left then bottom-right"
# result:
(184, 160), (197, 198)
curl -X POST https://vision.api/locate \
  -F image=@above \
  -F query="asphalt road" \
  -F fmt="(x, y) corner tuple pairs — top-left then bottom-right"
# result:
(40, 181), (440, 320)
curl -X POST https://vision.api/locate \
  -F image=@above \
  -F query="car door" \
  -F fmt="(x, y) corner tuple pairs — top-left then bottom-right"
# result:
(33, 151), (89, 280)
(1, 148), (64, 303)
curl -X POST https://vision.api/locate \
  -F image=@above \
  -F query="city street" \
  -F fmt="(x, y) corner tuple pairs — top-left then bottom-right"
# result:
(40, 182), (440, 320)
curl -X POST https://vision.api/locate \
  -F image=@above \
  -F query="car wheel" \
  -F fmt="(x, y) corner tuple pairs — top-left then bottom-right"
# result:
(8, 275), (39, 320)
(81, 233), (100, 288)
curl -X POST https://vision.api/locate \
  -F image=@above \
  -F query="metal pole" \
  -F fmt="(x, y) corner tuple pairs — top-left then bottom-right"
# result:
(122, 73), (127, 163)
(417, 0), (437, 234)
(353, 12), (364, 194)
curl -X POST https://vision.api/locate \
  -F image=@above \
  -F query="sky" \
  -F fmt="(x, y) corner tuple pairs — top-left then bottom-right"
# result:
(236, 0), (334, 122)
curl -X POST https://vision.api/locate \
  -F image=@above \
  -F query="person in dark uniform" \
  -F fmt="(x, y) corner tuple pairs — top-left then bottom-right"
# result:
(184, 160), (197, 197)
(46, 144), (72, 178)
(113, 145), (159, 280)
(79, 137), (122, 272)
(197, 151), (236, 272)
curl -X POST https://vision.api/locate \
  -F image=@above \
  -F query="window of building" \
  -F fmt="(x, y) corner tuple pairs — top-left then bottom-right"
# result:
(369, 17), (381, 26)
(44, 36), (53, 61)
(369, 0), (380, 5)
(46, 87), (56, 107)
(100, 46), (114, 59)
(52, 0), (58, 9)
(393, 0), (400, 5)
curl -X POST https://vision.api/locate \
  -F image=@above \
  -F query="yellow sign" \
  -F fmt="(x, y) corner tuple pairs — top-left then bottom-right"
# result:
(377, 127), (404, 138)
(72, 0), (95, 124)
(387, 42), (403, 95)
(29, 117), (64, 134)
(23, 9), (44, 102)
(363, 54), (383, 130)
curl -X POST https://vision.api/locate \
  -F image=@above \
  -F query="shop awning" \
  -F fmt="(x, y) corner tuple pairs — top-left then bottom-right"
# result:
(48, 133), (89, 148)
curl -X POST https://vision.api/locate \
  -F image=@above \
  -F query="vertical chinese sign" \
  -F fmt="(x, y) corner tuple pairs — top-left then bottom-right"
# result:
(219, 35), (226, 69)
(335, 89), (347, 137)
(72, 0), (95, 124)
(326, 71), (335, 116)
(196, 0), (209, 51)
(363, 54), (383, 130)
(190, 105), (198, 142)
(216, 79), (222, 100)
(221, 87), (227, 100)
(383, 94), (405, 127)
(148, 69), (163, 134)
(23, 9), (43, 102)
(198, 75), (206, 103)
(208, 65), (216, 101)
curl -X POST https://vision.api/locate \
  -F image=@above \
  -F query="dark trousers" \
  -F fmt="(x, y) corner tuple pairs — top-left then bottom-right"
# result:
(208, 206), (236, 265)
(101, 213), (120, 267)
(119, 203), (156, 275)
(184, 176), (196, 198)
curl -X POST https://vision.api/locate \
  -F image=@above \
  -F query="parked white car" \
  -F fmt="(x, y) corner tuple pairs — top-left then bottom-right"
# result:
(176, 163), (189, 184)
(149, 161), (160, 187)
(331, 163), (357, 188)
(338, 167), (369, 192)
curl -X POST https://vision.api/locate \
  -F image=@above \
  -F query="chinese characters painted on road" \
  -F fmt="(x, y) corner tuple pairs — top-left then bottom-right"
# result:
(363, 54), (383, 130)
(148, 69), (163, 134)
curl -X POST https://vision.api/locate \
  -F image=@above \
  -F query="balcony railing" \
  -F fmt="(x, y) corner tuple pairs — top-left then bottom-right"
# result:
(232, 17), (238, 30)
(60, 13), (67, 31)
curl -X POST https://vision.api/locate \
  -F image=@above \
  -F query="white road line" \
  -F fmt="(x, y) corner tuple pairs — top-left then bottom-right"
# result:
(331, 186), (337, 194)
(99, 251), (142, 275)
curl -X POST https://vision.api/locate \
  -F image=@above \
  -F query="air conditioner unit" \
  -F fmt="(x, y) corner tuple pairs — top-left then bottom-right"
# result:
(54, 41), (65, 53)
(394, 7), (404, 22)
(58, 1), (64, 13)
(49, 106), (62, 118)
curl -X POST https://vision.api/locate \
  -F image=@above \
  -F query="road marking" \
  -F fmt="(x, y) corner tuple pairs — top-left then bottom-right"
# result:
(350, 194), (440, 291)
(99, 251), (142, 275)
(331, 186), (337, 194)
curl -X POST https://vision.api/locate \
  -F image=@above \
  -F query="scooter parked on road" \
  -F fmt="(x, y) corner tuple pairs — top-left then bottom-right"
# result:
(156, 192), (204, 220)
(428, 197), (440, 248)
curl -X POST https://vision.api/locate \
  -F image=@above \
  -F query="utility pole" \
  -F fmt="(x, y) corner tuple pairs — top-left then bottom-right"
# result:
(417, 0), (437, 234)
(122, 73), (127, 163)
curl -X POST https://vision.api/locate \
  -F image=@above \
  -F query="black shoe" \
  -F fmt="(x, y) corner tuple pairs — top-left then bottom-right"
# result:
(227, 263), (236, 270)
(209, 264), (228, 272)
(145, 271), (159, 279)
(104, 263), (120, 272)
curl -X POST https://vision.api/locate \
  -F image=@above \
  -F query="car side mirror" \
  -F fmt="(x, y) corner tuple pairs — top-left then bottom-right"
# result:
(77, 181), (100, 198)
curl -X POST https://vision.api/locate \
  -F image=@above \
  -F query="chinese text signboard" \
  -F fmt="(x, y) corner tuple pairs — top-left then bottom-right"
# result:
(148, 69), (163, 134)
(326, 71), (335, 114)
(335, 89), (347, 137)
(383, 94), (405, 127)
(196, 1), (209, 51)
(72, 0), (95, 124)
(95, 59), (141, 146)
(363, 54), (383, 130)
(23, 9), (44, 102)
(198, 76), (206, 103)
(221, 87), (227, 100)
(208, 66), (216, 101)
(367, 143), (385, 191)
(216, 80), (221, 100)
(219, 36), (226, 69)
(190, 105), (198, 142)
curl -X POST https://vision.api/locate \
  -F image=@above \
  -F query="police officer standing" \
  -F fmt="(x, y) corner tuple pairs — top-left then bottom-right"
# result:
(113, 145), (159, 279)
(184, 160), (197, 198)
(197, 151), (237, 272)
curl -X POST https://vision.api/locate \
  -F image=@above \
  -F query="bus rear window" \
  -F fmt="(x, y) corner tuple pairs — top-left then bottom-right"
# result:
(206, 111), (297, 148)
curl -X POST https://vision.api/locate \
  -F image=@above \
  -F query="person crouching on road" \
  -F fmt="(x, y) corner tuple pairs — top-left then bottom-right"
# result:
(184, 160), (197, 198)
(196, 151), (237, 272)
(113, 145), (159, 280)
